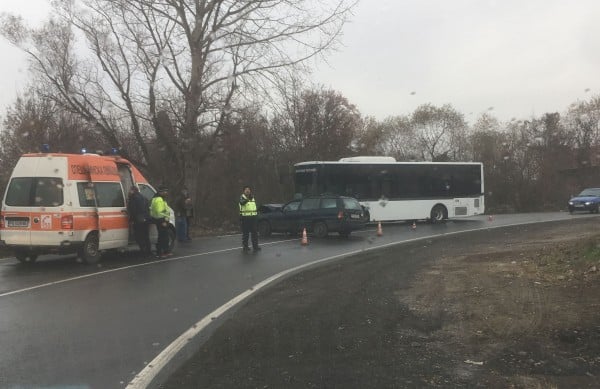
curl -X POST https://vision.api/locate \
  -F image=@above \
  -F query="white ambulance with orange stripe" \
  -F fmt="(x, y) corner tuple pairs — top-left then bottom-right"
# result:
(0, 152), (175, 264)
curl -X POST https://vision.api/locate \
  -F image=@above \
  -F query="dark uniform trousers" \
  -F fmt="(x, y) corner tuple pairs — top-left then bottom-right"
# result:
(241, 216), (258, 249)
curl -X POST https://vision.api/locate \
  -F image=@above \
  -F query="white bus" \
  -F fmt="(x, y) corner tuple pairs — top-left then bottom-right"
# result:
(294, 157), (485, 222)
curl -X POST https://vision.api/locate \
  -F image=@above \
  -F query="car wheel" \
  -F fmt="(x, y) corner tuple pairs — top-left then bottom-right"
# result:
(258, 221), (271, 237)
(78, 232), (101, 264)
(313, 221), (328, 238)
(15, 249), (38, 264)
(430, 205), (448, 224)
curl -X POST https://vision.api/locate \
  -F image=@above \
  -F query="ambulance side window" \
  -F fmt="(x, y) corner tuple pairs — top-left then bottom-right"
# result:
(138, 184), (156, 202)
(95, 183), (125, 208)
(77, 183), (96, 207)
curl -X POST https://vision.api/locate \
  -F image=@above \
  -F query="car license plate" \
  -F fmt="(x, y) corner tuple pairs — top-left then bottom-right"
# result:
(350, 214), (361, 219)
(575, 205), (584, 208)
(7, 219), (29, 227)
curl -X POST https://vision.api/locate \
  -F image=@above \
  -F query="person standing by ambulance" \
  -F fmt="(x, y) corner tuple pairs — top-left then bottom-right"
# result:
(239, 185), (260, 252)
(127, 186), (152, 257)
(150, 186), (172, 257)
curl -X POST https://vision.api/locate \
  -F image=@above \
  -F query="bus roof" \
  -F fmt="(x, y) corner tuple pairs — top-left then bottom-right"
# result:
(295, 160), (483, 166)
(339, 156), (397, 163)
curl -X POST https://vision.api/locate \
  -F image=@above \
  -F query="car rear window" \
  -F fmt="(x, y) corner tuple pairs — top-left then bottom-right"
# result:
(300, 198), (320, 210)
(343, 198), (362, 210)
(284, 201), (300, 212)
(5, 177), (64, 207)
(321, 198), (338, 209)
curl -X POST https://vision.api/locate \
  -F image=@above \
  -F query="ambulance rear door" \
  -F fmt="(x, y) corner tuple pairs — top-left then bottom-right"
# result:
(2, 156), (68, 246)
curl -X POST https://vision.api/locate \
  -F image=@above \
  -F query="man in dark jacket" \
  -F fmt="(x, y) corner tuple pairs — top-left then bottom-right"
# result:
(174, 187), (194, 242)
(127, 186), (152, 257)
(239, 185), (260, 252)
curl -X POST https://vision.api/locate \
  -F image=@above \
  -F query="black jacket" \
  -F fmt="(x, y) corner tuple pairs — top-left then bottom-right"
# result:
(128, 192), (150, 223)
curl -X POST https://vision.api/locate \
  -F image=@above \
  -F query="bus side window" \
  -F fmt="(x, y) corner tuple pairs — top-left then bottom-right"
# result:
(382, 179), (391, 198)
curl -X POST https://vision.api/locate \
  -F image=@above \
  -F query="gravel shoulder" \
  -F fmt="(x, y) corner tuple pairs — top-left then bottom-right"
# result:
(164, 218), (600, 388)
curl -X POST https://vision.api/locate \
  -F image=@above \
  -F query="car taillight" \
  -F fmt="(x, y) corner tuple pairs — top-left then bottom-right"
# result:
(61, 215), (73, 230)
(0, 216), (4, 229)
(338, 211), (344, 220)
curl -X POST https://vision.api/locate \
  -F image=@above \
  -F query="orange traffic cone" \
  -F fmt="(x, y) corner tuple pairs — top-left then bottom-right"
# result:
(411, 221), (416, 230)
(377, 222), (383, 237)
(301, 228), (309, 246)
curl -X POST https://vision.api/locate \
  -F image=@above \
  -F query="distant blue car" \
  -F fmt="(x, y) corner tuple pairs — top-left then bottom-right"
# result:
(568, 188), (600, 214)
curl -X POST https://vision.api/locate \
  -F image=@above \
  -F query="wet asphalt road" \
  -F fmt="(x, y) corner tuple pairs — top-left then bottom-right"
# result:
(0, 212), (596, 388)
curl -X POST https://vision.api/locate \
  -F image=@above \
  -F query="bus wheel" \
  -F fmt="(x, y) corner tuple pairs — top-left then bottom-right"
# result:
(79, 232), (101, 264)
(313, 221), (328, 238)
(15, 250), (38, 264)
(430, 205), (448, 223)
(258, 221), (271, 237)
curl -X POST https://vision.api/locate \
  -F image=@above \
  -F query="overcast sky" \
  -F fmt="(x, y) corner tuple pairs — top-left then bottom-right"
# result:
(1, 0), (599, 123)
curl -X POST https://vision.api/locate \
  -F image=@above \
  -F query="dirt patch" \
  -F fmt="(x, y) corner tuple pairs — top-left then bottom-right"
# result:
(164, 219), (600, 388)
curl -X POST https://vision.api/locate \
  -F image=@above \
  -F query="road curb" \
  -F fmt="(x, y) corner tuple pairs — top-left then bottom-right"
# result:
(127, 217), (589, 388)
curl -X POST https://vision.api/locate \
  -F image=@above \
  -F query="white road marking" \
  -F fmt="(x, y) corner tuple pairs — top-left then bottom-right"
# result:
(126, 216), (577, 388)
(0, 239), (298, 299)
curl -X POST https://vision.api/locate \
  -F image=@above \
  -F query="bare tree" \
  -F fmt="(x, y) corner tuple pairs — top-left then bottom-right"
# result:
(379, 115), (418, 160)
(563, 96), (600, 165)
(0, 90), (104, 187)
(411, 103), (467, 161)
(1, 0), (356, 203)
(271, 86), (362, 162)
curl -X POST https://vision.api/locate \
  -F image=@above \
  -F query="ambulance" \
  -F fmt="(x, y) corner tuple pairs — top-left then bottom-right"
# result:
(0, 151), (176, 264)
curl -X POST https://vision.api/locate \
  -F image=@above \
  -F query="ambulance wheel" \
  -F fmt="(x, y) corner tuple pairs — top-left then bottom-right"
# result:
(15, 250), (38, 264)
(79, 232), (101, 264)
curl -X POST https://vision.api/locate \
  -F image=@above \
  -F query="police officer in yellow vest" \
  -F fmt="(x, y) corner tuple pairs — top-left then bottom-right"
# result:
(239, 185), (260, 252)
(150, 186), (173, 257)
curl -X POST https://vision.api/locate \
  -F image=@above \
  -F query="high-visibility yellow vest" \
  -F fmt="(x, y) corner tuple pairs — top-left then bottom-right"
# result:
(150, 196), (171, 220)
(239, 195), (257, 216)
